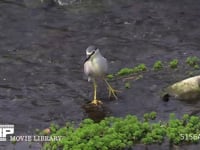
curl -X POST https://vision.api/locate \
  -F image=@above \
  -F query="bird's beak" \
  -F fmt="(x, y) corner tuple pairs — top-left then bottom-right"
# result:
(84, 51), (95, 63)
(84, 55), (89, 63)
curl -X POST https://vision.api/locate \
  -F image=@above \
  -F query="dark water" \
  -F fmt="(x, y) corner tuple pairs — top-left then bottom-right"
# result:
(1, 0), (200, 149)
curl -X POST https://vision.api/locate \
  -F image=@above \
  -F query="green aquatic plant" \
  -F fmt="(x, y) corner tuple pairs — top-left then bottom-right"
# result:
(194, 64), (199, 69)
(143, 111), (157, 121)
(109, 56), (198, 80)
(116, 67), (134, 76)
(153, 60), (163, 71)
(116, 64), (147, 76)
(169, 59), (179, 69)
(186, 56), (199, 68)
(133, 63), (147, 73)
(107, 56), (200, 80)
(42, 113), (200, 150)
(124, 82), (131, 89)
(107, 74), (114, 80)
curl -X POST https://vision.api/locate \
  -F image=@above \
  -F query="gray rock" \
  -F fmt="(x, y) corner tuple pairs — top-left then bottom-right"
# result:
(163, 76), (200, 101)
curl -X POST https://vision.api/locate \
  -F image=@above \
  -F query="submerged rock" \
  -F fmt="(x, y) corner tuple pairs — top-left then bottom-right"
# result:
(163, 76), (200, 101)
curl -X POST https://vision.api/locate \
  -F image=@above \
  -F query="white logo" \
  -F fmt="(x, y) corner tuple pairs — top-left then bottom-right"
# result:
(0, 124), (62, 142)
(0, 125), (14, 141)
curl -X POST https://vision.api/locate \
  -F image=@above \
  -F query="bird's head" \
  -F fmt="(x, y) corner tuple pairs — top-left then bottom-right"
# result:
(85, 45), (100, 61)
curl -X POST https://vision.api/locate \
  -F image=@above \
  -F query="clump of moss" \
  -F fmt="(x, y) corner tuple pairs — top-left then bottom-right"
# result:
(43, 113), (200, 150)
(153, 61), (163, 71)
(186, 56), (199, 69)
(169, 59), (179, 69)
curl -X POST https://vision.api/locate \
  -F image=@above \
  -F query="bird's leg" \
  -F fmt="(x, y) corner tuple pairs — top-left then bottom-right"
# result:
(104, 79), (120, 100)
(93, 79), (97, 100)
(91, 79), (102, 105)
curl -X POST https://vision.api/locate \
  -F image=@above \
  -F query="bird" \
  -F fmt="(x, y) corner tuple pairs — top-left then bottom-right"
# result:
(84, 45), (119, 105)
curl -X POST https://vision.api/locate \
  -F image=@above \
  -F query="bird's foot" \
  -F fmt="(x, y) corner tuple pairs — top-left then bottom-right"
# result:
(108, 87), (121, 100)
(91, 99), (103, 105)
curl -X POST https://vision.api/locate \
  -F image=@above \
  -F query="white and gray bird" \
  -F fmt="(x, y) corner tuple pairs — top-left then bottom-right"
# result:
(84, 45), (118, 105)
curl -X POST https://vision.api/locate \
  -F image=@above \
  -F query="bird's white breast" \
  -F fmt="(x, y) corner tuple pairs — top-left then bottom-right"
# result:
(84, 50), (108, 82)
(91, 54), (108, 76)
